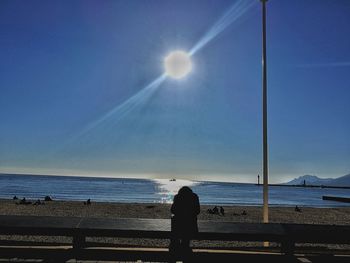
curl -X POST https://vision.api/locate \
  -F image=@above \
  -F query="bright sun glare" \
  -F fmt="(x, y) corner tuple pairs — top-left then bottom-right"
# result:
(164, 51), (192, 79)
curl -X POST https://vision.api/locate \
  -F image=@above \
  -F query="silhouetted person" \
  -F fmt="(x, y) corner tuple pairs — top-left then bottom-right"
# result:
(212, 206), (219, 214)
(13, 195), (18, 200)
(220, 206), (225, 216)
(19, 197), (26, 204)
(84, 199), (91, 205)
(295, 205), (302, 212)
(19, 197), (31, 205)
(33, 199), (42, 205)
(241, 210), (247, 216)
(170, 186), (200, 253)
(44, 196), (52, 201)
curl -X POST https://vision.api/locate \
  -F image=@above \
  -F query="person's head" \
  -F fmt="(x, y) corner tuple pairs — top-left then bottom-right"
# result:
(178, 186), (193, 196)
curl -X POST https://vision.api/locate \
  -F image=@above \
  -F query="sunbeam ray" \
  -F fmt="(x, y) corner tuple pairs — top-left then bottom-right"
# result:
(49, 74), (166, 156)
(58, 73), (166, 151)
(79, 74), (166, 136)
(189, 0), (256, 56)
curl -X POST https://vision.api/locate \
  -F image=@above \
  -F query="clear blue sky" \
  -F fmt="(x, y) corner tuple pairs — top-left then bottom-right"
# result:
(1, 0), (349, 183)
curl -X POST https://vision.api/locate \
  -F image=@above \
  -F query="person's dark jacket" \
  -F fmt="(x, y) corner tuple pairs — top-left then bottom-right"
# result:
(171, 187), (200, 238)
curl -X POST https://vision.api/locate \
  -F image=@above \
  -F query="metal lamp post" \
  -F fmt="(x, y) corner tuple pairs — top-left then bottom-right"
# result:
(261, 0), (269, 224)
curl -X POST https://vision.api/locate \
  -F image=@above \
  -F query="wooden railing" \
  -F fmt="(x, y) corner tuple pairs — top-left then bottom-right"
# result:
(0, 215), (349, 262)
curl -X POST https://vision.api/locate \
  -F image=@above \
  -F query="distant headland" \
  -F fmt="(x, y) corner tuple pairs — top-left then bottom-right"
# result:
(284, 173), (350, 187)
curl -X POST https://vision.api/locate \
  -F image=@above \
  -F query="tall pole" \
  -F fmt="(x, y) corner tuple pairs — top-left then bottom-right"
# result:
(261, 0), (269, 224)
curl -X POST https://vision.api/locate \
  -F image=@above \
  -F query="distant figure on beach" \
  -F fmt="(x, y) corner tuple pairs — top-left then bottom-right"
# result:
(13, 195), (18, 200)
(44, 196), (52, 201)
(241, 210), (247, 216)
(19, 198), (31, 205)
(84, 199), (91, 205)
(33, 199), (43, 205)
(220, 206), (225, 216)
(170, 186), (200, 251)
(207, 206), (221, 215)
(295, 205), (302, 212)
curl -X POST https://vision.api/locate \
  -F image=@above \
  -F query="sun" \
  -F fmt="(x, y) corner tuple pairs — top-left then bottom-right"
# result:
(164, 51), (192, 79)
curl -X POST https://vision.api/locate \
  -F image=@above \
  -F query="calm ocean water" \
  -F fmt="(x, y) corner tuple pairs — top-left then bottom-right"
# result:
(1, 174), (350, 207)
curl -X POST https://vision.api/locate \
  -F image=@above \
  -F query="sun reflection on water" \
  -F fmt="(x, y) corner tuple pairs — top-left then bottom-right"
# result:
(153, 179), (200, 204)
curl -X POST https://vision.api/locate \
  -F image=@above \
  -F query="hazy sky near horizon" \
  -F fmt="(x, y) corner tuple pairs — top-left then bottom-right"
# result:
(1, 0), (349, 183)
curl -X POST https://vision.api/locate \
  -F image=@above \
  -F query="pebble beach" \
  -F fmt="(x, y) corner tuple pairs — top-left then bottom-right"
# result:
(1, 199), (350, 249)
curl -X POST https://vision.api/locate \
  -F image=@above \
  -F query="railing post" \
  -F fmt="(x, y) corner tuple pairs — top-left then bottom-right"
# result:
(73, 234), (85, 249)
(281, 239), (295, 256)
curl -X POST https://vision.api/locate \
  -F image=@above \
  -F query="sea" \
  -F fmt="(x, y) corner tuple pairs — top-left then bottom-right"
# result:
(1, 174), (350, 208)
